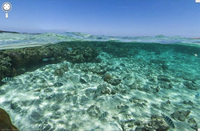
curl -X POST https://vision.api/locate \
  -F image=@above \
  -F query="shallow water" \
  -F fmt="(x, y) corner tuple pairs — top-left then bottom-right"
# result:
(0, 32), (200, 50)
(0, 33), (200, 131)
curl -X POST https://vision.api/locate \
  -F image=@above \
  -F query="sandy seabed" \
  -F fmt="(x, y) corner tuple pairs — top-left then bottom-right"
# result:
(0, 47), (200, 131)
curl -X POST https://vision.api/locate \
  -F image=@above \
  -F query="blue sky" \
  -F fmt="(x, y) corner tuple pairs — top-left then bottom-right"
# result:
(0, 0), (200, 37)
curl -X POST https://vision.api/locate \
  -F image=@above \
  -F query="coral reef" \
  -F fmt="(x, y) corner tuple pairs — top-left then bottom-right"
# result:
(188, 118), (198, 130)
(184, 81), (199, 90)
(0, 41), (200, 130)
(103, 73), (121, 86)
(135, 115), (169, 131)
(0, 41), (98, 81)
(171, 110), (191, 121)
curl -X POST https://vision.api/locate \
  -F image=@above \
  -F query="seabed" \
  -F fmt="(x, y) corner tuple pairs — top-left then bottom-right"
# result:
(0, 39), (200, 131)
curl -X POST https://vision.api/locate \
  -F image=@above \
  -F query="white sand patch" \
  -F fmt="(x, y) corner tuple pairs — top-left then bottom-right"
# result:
(0, 50), (199, 130)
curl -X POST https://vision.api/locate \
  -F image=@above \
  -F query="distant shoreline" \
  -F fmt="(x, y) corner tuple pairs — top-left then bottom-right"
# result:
(0, 30), (19, 34)
(0, 30), (41, 35)
(0, 30), (199, 39)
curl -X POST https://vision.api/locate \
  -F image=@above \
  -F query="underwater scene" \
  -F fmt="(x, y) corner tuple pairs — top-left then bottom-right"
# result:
(0, 32), (200, 131)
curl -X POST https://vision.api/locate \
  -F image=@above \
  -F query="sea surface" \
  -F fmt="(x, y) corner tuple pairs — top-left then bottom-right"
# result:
(0, 32), (200, 50)
(0, 32), (200, 131)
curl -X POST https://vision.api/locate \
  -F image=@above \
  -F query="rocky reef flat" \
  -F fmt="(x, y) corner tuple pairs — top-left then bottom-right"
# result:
(0, 41), (98, 83)
(0, 41), (200, 130)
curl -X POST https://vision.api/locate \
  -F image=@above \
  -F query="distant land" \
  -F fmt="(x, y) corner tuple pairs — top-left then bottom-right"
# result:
(0, 30), (199, 39)
(0, 30), (19, 33)
(191, 37), (200, 39)
(0, 30), (41, 35)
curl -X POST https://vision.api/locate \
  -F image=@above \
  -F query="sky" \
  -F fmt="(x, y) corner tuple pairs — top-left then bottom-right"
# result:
(0, 0), (200, 37)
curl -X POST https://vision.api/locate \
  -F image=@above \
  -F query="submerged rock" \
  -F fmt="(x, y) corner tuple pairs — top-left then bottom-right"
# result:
(10, 102), (22, 112)
(0, 108), (19, 131)
(87, 105), (101, 118)
(0, 89), (6, 95)
(123, 74), (135, 86)
(30, 111), (42, 122)
(122, 119), (136, 129)
(80, 96), (89, 105)
(65, 92), (74, 103)
(157, 75), (171, 82)
(184, 81), (198, 90)
(42, 124), (51, 130)
(103, 73), (112, 82)
(182, 100), (194, 106)
(195, 92), (200, 98)
(117, 104), (129, 112)
(54, 66), (69, 77)
(129, 97), (147, 107)
(70, 75), (80, 83)
(96, 84), (112, 95)
(0, 41), (98, 81)
(135, 115), (169, 131)
(91, 75), (101, 83)
(109, 78), (121, 86)
(99, 112), (108, 121)
(171, 110), (191, 121)
(103, 73), (121, 86)
(188, 118), (198, 130)
(50, 104), (61, 111)
(54, 69), (64, 77)
(53, 82), (63, 87)
(85, 88), (96, 98)
(159, 82), (173, 89)
(80, 77), (87, 84)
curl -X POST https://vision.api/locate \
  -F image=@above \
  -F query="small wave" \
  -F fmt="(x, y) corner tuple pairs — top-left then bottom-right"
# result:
(0, 32), (200, 50)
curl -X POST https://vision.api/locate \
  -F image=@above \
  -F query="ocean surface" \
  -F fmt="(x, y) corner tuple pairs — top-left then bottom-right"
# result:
(0, 32), (200, 50)
(0, 32), (200, 131)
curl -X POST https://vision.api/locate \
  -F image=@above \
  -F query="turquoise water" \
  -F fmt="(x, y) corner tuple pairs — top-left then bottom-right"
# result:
(0, 32), (200, 131)
(0, 32), (200, 50)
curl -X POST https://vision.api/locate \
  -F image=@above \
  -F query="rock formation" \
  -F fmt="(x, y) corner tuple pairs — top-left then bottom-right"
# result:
(0, 108), (18, 131)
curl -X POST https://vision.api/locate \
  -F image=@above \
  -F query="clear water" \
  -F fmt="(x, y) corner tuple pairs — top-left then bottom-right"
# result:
(0, 32), (200, 131)
(0, 32), (200, 50)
